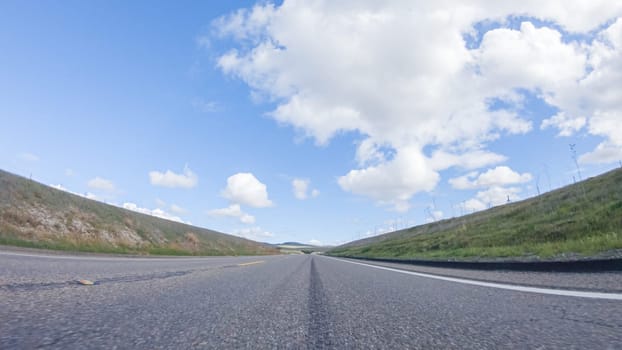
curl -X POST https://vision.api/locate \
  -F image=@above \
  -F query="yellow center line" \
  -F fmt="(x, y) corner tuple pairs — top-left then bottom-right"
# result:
(237, 260), (265, 266)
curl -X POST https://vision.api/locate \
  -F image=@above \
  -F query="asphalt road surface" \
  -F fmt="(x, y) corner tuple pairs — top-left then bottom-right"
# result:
(1, 251), (621, 349)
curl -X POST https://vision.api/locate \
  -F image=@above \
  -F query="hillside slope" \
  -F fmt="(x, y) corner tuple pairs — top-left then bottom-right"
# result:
(0, 169), (278, 256)
(329, 168), (622, 260)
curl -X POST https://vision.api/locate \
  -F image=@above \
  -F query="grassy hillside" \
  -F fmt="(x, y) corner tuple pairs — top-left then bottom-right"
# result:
(0, 169), (278, 256)
(328, 168), (622, 260)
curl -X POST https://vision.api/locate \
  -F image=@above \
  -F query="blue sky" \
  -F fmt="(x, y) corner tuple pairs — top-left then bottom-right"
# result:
(1, 1), (621, 245)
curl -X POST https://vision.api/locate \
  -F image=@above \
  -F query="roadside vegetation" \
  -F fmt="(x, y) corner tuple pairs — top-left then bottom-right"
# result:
(274, 242), (331, 254)
(328, 168), (622, 261)
(0, 169), (278, 256)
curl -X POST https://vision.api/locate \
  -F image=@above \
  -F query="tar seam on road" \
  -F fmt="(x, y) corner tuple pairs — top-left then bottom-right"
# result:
(328, 256), (622, 301)
(307, 257), (334, 349)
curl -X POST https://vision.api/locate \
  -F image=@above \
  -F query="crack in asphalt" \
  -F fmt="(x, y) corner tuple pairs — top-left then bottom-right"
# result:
(0, 264), (250, 292)
(0, 270), (195, 291)
(555, 306), (622, 330)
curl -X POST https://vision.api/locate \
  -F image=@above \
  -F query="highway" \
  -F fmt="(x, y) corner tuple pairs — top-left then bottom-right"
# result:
(1, 251), (621, 349)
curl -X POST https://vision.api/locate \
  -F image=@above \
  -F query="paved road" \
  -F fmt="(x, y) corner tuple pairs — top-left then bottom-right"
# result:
(1, 251), (621, 349)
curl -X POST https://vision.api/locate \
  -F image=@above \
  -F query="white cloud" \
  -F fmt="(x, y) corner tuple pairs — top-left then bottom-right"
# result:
(292, 178), (319, 200)
(196, 36), (211, 50)
(541, 113), (586, 137)
(232, 226), (274, 241)
(292, 178), (309, 199)
(50, 184), (67, 191)
(83, 192), (99, 200)
(213, 2), (622, 209)
(192, 98), (219, 113)
(453, 166), (531, 213)
(208, 204), (255, 224)
(463, 186), (522, 212)
(50, 184), (99, 201)
(463, 198), (487, 213)
(539, 19), (622, 163)
(429, 149), (507, 171)
(579, 142), (622, 164)
(308, 239), (322, 246)
(222, 173), (273, 208)
(170, 204), (186, 214)
(122, 202), (187, 224)
(18, 152), (39, 162)
(149, 165), (198, 189)
(155, 198), (166, 207)
(476, 22), (586, 91)
(449, 166), (532, 190)
(338, 146), (439, 212)
(87, 177), (116, 192)
(426, 210), (444, 223)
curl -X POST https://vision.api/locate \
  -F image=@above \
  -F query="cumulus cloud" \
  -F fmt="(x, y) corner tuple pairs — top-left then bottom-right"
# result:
(87, 177), (116, 192)
(308, 239), (322, 246)
(338, 146), (439, 212)
(579, 142), (622, 165)
(463, 186), (523, 213)
(123, 202), (187, 224)
(232, 226), (274, 241)
(211, 173), (272, 225)
(292, 178), (319, 200)
(453, 166), (531, 213)
(208, 204), (256, 224)
(541, 113), (586, 137)
(170, 204), (186, 214)
(292, 178), (309, 199)
(212, 1), (622, 209)
(50, 183), (69, 192)
(449, 166), (532, 190)
(149, 165), (198, 189)
(192, 98), (219, 113)
(222, 173), (273, 208)
(426, 210), (444, 223)
(539, 19), (622, 163)
(50, 184), (99, 201)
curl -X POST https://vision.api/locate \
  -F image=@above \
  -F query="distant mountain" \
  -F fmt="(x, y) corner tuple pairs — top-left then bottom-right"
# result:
(0, 169), (279, 256)
(279, 241), (309, 246)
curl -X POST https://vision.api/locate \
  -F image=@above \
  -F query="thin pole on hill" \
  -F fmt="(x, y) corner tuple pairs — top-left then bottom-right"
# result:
(570, 144), (588, 199)
(542, 163), (552, 192)
(569, 144), (582, 181)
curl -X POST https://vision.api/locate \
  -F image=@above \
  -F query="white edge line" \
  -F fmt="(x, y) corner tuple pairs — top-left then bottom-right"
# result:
(326, 256), (622, 301)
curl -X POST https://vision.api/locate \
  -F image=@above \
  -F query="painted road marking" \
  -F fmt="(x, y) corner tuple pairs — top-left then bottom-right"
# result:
(329, 257), (622, 301)
(237, 260), (265, 266)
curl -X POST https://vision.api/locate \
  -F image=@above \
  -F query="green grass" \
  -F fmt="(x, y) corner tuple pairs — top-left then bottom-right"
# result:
(328, 168), (622, 261)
